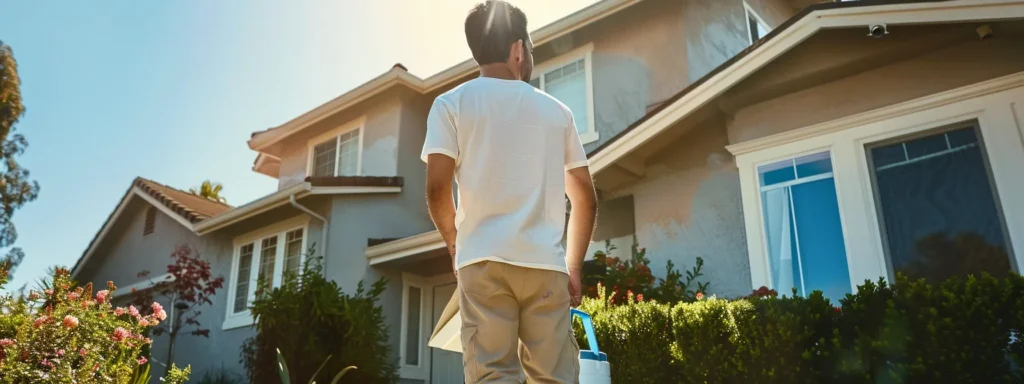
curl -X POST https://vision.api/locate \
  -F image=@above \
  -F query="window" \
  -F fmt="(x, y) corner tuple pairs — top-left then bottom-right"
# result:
(143, 207), (156, 236)
(744, 2), (771, 43)
(734, 82), (1024, 298)
(308, 119), (364, 177)
(757, 152), (852, 300)
(867, 124), (1013, 283)
(529, 44), (598, 144)
(225, 218), (308, 329)
(404, 286), (422, 366)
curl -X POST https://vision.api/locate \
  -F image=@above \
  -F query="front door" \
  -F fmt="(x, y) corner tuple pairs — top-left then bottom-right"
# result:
(431, 282), (464, 384)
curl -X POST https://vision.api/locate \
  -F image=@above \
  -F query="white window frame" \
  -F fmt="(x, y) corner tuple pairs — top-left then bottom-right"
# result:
(306, 116), (366, 178)
(744, 1), (771, 44)
(732, 75), (1024, 293)
(399, 273), (455, 381)
(223, 216), (310, 330)
(531, 42), (599, 145)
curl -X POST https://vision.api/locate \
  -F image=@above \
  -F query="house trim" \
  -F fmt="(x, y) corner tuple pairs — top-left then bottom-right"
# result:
(247, 0), (644, 153)
(110, 273), (176, 299)
(587, 0), (1024, 174)
(366, 230), (445, 265)
(532, 43), (599, 145)
(305, 116), (367, 177)
(399, 273), (427, 380)
(743, 1), (771, 44)
(732, 77), (1024, 292)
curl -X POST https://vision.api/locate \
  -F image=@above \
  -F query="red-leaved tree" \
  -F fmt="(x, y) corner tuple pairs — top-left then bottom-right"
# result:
(131, 244), (224, 372)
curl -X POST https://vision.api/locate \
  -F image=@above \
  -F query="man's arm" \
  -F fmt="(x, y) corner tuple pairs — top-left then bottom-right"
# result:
(565, 166), (597, 306)
(426, 154), (458, 274)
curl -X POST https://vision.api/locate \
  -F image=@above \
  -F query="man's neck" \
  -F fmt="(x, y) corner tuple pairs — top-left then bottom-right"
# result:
(479, 64), (518, 81)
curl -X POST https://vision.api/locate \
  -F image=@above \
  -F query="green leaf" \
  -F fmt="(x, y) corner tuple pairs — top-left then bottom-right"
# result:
(330, 366), (358, 384)
(308, 354), (333, 384)
(276, 348), (292, 384)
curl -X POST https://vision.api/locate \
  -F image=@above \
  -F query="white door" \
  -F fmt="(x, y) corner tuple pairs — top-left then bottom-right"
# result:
(431, 283), (465, 384)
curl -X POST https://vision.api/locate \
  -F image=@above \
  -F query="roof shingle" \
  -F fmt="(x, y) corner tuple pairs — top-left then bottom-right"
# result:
(133, 178), (232, 223)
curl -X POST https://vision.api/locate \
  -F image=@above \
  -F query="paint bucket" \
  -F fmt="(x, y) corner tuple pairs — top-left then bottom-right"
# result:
(571, 308), (611, 384)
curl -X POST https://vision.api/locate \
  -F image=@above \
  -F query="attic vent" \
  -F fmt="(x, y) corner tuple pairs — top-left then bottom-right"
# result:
(143, 207), (156, 236)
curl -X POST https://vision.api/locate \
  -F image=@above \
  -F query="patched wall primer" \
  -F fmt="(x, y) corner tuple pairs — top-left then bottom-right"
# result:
(684, 0), (749, 83)
(729, 39), (1024, 144)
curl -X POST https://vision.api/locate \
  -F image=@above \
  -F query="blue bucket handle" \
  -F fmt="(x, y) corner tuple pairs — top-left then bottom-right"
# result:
(570, 308), (600, 354)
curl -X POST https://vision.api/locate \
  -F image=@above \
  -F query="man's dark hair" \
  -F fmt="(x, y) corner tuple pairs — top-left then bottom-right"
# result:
(465, 1), (529, 65)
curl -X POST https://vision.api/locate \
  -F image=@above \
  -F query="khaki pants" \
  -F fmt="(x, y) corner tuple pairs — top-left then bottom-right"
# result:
(458, 261), (580, 384)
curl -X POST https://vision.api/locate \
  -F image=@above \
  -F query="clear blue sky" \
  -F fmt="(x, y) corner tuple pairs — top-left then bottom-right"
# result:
(0, 0), (596, 289)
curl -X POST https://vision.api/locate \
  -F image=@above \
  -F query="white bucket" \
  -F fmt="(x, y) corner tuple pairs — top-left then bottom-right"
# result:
(572, 309), (611, 384)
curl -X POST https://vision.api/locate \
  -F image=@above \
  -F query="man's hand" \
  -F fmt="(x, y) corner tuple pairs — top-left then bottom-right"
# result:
(449, 243), (458, 278)
(568, 269), (583, 307)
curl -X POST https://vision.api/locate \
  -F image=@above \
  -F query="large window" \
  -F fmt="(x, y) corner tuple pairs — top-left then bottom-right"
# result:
(308, 120), (363, 177)
(757, 152), (851, 300)
(867, 124), (1013, 283)
(735, 82), (1024, 298)
(529, 44), (598, 144)
(225, 219), (308, 330)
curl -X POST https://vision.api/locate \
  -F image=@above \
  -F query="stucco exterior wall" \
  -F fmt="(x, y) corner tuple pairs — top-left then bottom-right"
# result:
(683, 0), (753, 85)
(276, 89), (409, 190)
(728, 38), (1024, 144)
(605, 118), (751, 298)
(75, 199), (241, 380)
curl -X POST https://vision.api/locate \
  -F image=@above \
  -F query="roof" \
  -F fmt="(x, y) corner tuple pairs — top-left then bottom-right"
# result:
(586, 0), (1022, 173)
(247, 0), (644, 155)
(134, 178), (232, 223)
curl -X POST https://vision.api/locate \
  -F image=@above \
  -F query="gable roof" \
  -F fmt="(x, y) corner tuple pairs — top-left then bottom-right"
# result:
(70, 178), (232, 278)
(247, 0), (644, 155)
(586, 0), (1022, 173)
(134, 178), (232, 223)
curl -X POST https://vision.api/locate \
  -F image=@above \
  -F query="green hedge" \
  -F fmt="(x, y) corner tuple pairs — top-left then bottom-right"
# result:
(573, 274), (1024, 384)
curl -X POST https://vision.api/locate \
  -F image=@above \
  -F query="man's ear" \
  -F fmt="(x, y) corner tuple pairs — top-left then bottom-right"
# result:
(511, 40), (523, 64)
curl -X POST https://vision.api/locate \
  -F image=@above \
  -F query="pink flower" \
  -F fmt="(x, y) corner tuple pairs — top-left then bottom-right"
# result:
(68, 292), (80, 301)
(138, 356), (148, 365)
(112, 327), (130, 342)
(695, 292), (704, 300)
(44, 289), (53, 296)
(28, 291), (40, 300)
(62, 315), (79, 329)
(33, 316), (49, 328)
(114, 307), (126, 316)
(95, 290), (109, 303)
(41, 358), (54, 369)
(833, 306), (842, 314)
(143, 337), (153, 345)
(637, 294), (644, 302)
(79, 348), (87, 357)
(152, 302), (167, 321)
(0, 338), (14, 347)
(56, 349), (65, 357)
(128, 305), (140, 319)
(138, 318), (150, 327)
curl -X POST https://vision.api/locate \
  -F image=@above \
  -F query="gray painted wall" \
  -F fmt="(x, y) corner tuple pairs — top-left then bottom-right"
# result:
(75, 198), (243, 380)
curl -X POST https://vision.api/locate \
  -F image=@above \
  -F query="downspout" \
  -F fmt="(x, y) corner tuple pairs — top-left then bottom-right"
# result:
(290, 194), (329, 269)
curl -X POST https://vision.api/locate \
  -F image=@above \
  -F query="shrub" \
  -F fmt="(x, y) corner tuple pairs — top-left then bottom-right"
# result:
(584, 239), (709, 305)
(241, 255), (398, 384)
(575, 273), (1024, 384)
(0, 266), (183, 383)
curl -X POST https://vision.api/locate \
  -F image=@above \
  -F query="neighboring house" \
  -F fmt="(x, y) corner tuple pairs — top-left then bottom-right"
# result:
(69, 0), (1024, 383)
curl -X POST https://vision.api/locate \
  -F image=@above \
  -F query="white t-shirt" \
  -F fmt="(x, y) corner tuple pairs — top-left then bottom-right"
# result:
(421, 77), (589, 274)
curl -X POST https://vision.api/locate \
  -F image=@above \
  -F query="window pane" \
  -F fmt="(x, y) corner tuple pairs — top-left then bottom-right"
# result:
(868, 125), (1012, 283)
(337, 130), (360, 176)
(285, 229), (304, 277)
(544, 60), (588, 135)
(405, 286), (422, 366)
(759, 152), (851, 299)
(528, 77), (540, 88)
(258, 236), (278, 292)
(233, 244), (254, 313)
(795, 152), (833, 178)
(758, 159), (796, 187)
(312, 139), (337, 177)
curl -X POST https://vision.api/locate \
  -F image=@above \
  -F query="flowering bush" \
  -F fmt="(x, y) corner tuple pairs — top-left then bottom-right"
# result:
(584, 239), (709, 305)
(0, 265), (190, 383)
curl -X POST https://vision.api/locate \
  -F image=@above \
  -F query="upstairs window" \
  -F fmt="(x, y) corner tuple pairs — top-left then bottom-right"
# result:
(309, 119), (364, 177)
(143, 207), (156, 236)
(529, 44), (598, 145)
(744, 2), (772, 43)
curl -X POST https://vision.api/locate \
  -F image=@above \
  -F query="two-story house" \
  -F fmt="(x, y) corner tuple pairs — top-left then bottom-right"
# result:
(70, 0), (1024, 382)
